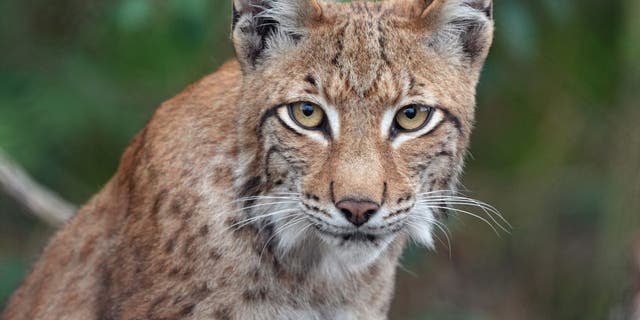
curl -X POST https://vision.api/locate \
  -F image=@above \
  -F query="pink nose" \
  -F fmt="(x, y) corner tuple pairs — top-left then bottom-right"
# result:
(336, 200), (380, 227)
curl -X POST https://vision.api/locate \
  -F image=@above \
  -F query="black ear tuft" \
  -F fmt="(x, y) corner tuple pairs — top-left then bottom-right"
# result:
(461, 0), (493, 60)
(231, 0), (321, 71)
(483, 2), (493, 19)
(232, 4), (241, 30)
(459, 18), (491, 60)
(245, 7), (281, 66)
(470, 0), (493, 20)
(477, 1), (493, 20)
(425, 0), (494, 64)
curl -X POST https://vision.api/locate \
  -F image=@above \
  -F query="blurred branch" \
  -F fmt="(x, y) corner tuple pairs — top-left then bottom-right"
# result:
(632, 235), (640, 320)
(0, 150), (75, 227)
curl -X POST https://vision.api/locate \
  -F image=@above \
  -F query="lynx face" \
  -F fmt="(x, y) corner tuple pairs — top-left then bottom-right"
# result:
(232, 0), (493, 272)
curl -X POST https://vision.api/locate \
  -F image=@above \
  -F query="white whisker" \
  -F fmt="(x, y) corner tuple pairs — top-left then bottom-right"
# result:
(416, 190), (456, 196)
(258, 216), (308, 267)
(228, 201), (299, 214)
(232, 196), (300, 203)
(396, 261), (418, 278)
(420, 196), (500, 213)
(270, 192), (302, 196)
(417, 200), (510, 233)
(408, 216), (452, 256)
(417, 191), (512, 232)
(426, 200), (509, 232)
(227, 208), (299, 232)
(421, 205), (501, 235)
(419, 196), (503, 219)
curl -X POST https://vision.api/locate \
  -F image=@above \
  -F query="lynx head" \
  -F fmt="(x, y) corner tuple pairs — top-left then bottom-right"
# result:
(231, 0), (494, 273)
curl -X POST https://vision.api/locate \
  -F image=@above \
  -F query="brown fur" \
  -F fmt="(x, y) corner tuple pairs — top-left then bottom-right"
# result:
(3, 1), (493, 319)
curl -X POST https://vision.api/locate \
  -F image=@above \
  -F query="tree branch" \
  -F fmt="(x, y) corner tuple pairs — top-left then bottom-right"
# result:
(0, 150), (75, 227)
(632, 235), (640, 320)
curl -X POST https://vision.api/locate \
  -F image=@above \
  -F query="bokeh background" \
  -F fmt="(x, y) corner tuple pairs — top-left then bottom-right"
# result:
(1, 0), (639, 319)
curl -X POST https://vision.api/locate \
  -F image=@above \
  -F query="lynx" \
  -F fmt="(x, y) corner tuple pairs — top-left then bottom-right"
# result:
(3, 0), (496, 319)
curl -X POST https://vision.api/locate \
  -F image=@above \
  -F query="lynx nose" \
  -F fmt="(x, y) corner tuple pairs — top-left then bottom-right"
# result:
(336, 200), (380, 227)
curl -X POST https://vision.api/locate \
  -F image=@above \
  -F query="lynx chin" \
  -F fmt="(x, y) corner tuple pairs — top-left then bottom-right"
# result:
(3, 0), (504, 319)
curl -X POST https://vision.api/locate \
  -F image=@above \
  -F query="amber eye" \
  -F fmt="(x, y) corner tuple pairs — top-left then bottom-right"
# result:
(288, 102), (325, 129)
(394, 105), (434, 132)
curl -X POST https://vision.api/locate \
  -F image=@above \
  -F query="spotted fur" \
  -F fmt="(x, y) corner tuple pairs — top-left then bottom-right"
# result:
(3, 1), (493, 319)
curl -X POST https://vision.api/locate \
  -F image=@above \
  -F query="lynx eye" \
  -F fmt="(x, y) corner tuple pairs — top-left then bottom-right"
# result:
(394, 105), (434, 132)
(288, 102), (325, 129)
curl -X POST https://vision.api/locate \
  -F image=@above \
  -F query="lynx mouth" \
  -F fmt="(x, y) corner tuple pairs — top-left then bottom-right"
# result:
(314, 227), (379, 242)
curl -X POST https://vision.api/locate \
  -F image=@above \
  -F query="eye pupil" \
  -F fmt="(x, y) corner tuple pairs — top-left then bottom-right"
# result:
(404, 107), (417, 119)
(301, 104), (315, 117)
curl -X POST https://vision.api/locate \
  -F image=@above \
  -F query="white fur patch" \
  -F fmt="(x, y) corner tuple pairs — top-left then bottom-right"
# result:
(323, 104), (341, 140)
(406, 204), (436, 248)
(380, 109), (397, 139)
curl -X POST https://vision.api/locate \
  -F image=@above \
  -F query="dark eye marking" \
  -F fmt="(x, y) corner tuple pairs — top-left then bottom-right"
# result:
(440, 108), (463, 134)
(275, 117), (303, 136)
(258, 106), (302, 137)
(258, 106), (279, 132)
(304, 75), (317, 87)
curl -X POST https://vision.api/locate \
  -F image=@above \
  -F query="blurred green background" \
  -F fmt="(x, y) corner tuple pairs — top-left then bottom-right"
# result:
(1, 0), (639, 319)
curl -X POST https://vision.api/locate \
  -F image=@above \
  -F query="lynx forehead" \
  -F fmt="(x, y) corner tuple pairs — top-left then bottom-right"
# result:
(3, 1), (495, 319)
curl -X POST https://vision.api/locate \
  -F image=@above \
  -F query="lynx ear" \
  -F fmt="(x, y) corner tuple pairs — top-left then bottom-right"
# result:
(401, 0), (494, 64)
(232, 0), (322, 71)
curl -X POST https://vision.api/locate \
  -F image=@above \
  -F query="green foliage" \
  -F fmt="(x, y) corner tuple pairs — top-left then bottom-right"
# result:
(0, 260), (27, 306)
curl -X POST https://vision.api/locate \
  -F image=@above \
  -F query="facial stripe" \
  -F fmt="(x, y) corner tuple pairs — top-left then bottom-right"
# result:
(258, 106), (280, 133)
(276, 116), (304, 137)
(441, 108), (464, 134)
(259, 107), (305, 140)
